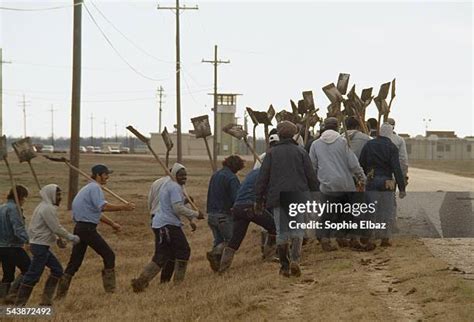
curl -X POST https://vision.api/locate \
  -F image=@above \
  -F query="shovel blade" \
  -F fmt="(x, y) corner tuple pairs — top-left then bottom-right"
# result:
(222, 123), (247, 140)
(322, 83), (343, 104)
(12, 137), (37, 163)
(191, 115), (212, 139)
(161, 127), (174, 151)
(391, 78), (396, 100)
(377, 82), (391, 100)
(337, 73), (350, 95)
(267, 104), (275, 123)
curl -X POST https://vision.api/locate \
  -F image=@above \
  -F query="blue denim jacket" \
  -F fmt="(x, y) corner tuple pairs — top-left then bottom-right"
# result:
(234, 169), (259, 206)
(0, 200), (29, 247)
(206, 166), (240, 214)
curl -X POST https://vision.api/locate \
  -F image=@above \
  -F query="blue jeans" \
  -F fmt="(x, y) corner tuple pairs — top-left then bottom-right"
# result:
(273, 207), (304, 245)
(367, 176), (396, 239)
(22, 244), (63, 286)
(207, 213), (233, 247)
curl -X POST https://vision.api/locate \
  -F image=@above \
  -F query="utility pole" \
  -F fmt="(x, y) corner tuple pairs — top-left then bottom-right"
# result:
(68, 0), (82, 210)
(114, 122), (118, 142)
(18, 94), (30, 138)
(103, 118), (107, 140)
(49, 105), (58, 146)
(202, 45), (230, 169)
(0, 48), (12, 137)
(157, 86), (164, 133)
(157, 1), (198, 163)
(90, 113), (94, 146)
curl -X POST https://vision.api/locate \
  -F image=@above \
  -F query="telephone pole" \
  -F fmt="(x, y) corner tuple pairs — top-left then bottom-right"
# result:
(90, 113), (94, 146)
(49, 105), (58, 146)
(202, 45), (230, 168)
(157, 86), (164, 133)
(0, 48), (12, 137)
(68, 0), (82, 209)
(103, 118), (107, 140)
(114, 122), (118, 142)
(17, 94), (30, 138)
(157, 1), (198, 163)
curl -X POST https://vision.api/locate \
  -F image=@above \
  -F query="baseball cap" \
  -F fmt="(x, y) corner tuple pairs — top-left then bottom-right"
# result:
(91, 164), (113, 175)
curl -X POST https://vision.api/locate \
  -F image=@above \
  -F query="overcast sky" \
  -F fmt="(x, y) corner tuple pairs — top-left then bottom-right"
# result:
(0, 0), (472, 140)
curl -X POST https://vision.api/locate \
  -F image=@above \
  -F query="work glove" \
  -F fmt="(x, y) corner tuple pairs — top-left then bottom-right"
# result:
(68, 234), (81, 245)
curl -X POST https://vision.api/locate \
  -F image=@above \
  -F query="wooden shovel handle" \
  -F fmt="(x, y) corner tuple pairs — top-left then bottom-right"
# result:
(244, 137), (262, 163)
(3, 158), (24, 219)
(127, 125), (200, 212)
(63, 160), (130, 204)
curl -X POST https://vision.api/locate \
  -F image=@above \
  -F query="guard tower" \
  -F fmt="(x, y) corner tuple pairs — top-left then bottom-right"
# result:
(215, 93), (240, 155)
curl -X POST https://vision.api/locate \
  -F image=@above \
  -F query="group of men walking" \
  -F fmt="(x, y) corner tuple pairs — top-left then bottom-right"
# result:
(0, 115), (409, 305)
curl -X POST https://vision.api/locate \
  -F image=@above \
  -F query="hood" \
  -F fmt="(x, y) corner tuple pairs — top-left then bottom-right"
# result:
(171, 163), (186, 177)
(379, 123), (393, 138)
(39, 184), (59, 205)
(320, 129), (340, 144)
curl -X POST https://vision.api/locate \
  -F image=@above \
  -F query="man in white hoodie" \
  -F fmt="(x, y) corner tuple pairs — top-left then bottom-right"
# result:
(15, 184), (79, 306)
(309, 117), (366, 251)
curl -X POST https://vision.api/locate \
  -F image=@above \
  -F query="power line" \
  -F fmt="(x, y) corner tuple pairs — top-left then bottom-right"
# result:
(0, 3), (80, 12)
(83, 1), (168, 82)
(89, 0), (174, 64)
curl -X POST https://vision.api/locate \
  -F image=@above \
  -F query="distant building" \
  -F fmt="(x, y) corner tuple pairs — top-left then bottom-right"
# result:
(403, 131), (473, 160)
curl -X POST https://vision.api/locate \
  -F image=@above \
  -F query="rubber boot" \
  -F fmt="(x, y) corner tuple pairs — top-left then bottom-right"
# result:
(160, 260), (175, 283)
(290, 238), (302, 277)
(218, 247), (236, 273)
(131, 262), (161, 293)
(14, 284), (34, 307)
(3, 274), (23, 304)
(262, 234), (277, 261)
(39, 275), (60, 306)
(321, 238), (337, 252)
(173, 260), (188, 282)
(55, 273), (72, 300)
(102, 268), (116, 293)
(0, 282), (10, 304)
(277, 244), (290, 278)
(206, 242), (225, 272)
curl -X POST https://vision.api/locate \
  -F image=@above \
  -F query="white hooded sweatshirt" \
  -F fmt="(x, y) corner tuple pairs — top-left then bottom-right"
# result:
(28, 184), (75, 246)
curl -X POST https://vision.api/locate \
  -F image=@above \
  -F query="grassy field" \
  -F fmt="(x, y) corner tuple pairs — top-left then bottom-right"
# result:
(411, 160), (474, 178)
(1, 153), (473, 321)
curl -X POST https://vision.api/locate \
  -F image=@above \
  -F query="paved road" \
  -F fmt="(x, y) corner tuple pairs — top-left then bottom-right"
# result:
(398, 167), (474, 276)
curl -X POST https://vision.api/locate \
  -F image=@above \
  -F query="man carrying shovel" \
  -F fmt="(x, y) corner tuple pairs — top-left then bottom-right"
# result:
(131, 163), (205, 292)
(0, 185), (31, 304)
(14, 184), (80, 306)
(55, 164), (135, 299)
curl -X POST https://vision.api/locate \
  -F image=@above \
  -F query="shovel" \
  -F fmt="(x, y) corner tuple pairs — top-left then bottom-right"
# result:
(43, 155), (130, 204)
(222, 123), (261, 163)
(11, 137), (41, 190)
(191, 115), (216, 172)
(384, 78), (396, 122)
(126, 126), (200, 212)
(375, 82), (391, 135)
(1, 136), (23, 217)
(161, 127), (174, 168)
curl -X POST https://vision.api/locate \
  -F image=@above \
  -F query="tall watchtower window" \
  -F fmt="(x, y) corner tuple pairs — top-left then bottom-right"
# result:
(217, 95), (236, 106)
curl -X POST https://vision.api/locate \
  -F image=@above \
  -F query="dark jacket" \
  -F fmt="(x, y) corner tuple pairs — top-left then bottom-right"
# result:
(206, 166), (241, 214)
(256, 138), (318, 208)
(234, 169), (259, 206)
(0, 200), (29, 247)
(359, 136), (406, 192)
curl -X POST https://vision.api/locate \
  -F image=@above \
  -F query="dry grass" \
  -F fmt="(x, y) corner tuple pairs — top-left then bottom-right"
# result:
(411, 160), (474, 178)
(1, 153), (473, 321)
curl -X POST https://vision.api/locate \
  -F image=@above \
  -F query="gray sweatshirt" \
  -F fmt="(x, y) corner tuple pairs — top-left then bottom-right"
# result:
(347, 129), (372, 159)
(28, 184), (76, 246)
(309, 130), (366, 194)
